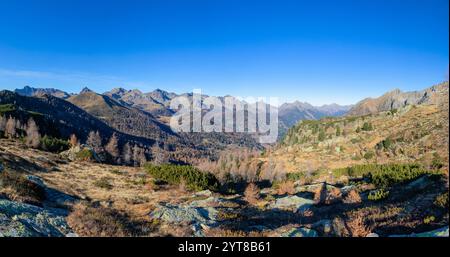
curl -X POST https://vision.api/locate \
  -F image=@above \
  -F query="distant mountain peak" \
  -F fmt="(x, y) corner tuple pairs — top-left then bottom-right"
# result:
(14, 86), (71, 99)
(80, 87), (94, 94)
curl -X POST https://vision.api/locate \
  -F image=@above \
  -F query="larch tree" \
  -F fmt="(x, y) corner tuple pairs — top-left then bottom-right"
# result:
(25, 118), (41, 148)
(86, 130), (103, 153)
(122, 142), (132, 165)
(69, 134), (78, 148)
(0, 115), (6, 132)
(105, 133), (120, 160)
(5, 116), (17, 138)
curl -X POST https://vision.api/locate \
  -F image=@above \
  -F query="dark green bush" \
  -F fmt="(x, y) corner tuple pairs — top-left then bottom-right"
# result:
(376, 138), (393, 150)
(333, 163), (437, 188)
(361, 122), (373, 131)
(368, 164), (435, 188)
(39, 135), (70, 153)
(144, 164), (219, 191)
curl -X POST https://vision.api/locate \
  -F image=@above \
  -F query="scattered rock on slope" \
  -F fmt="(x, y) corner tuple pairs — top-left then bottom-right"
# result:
(0, 199), (74, 237)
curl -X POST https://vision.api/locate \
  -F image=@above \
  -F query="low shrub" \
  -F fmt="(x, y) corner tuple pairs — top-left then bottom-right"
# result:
(423, 215), (436, 224)
(334, 163), (437, 188)
(39, 135), (70, 153)
(363, 151), (375, 160)
(243, 183), (260, 205)
(368, 164), (435, 188)
(368, 189), (389, 201)
(275, 180), (295, 195)
(434, 192), (449, 209)
(93, 177), (113, 190)
(346, 215), (371, 237)
(343, 189), (362, 204)
(76, 148), (95, 161)
(144, 163), (219, 191)
(67, 203), (157, 237)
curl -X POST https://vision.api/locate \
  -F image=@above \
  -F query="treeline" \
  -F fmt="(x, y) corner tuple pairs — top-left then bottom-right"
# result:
(0, 114), (170, 167)
(0, 115), (69, 152)
(195, 147), (288, 183)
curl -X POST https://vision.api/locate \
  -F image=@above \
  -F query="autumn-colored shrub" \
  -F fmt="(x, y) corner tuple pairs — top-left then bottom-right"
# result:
(343, 189), (362, 204)
(434, 192), (449, 209)
(276, 180), (295, 195)
(346, 215), (371, 237)
(244, 183), (260, 205)
(0, 170), (45, 205)
(325, 187), (342, 204)
(67, 203), (157, 237)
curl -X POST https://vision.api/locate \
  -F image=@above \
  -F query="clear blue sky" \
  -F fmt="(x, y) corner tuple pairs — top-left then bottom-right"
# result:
(0, 0), (448, 105)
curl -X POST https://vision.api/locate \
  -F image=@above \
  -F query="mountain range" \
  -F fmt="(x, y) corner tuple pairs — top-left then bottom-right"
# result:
(2, 82), (446, 165)
(13, 86), (353, 137)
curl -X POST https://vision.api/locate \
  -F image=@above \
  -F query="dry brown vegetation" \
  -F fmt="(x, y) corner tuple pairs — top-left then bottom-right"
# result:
(0, 170), (45, 205)
(343, 189), (362, 204)
(345, 215), (371, 237)
(244, 183), (260, 205)
(276, 180), (295, 195)
(67, 203), (157, 237)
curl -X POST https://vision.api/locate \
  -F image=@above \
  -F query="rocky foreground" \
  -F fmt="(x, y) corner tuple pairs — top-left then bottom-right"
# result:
(0, 138), (448, 237)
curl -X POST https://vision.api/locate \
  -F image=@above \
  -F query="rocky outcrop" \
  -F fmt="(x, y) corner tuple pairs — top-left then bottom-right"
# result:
(0, 199), (74, 237)
(347, 82), (448, 116)
(269, 195), (315, 212)
(270, 226), (318, 237)
(150, 202), (219, 226)
(59, 145), (99, 162)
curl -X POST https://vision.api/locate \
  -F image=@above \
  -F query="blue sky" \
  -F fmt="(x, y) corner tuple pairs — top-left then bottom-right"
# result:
(0, 0), (448, 105)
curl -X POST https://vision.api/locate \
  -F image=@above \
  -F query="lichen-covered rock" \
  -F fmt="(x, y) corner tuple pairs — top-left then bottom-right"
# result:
(193, 190), (213, 198)
(150, 202), (218, 225)
(389, 227), (449, 237)
(280, 227), (318, 237)
(25, 175), (46, 188)
(0, 199), (73, 237)
(270, 195), (314, 212)
(59, 144), (99, 162)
